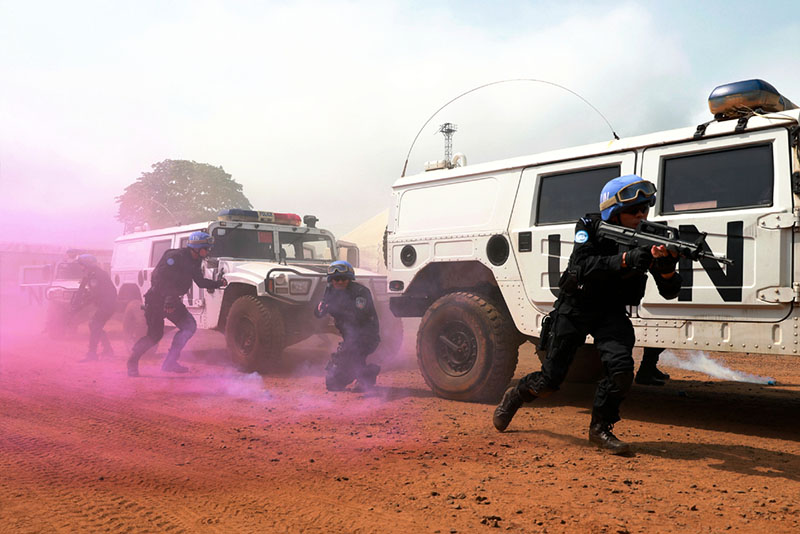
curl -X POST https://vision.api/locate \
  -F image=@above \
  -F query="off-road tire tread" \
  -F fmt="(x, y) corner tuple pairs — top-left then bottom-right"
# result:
(225, 295), (285, 372)
(417, 291), (519, 402)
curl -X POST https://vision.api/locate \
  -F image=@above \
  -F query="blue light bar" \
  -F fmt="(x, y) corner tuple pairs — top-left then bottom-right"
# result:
(708, 79), (797, 119)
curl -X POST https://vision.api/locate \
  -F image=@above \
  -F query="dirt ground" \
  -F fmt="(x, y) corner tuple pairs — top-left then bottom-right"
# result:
(2, 304), (800, 534)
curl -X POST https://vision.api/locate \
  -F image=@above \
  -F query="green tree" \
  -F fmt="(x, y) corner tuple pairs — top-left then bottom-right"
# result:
(116, 159), (252, 231)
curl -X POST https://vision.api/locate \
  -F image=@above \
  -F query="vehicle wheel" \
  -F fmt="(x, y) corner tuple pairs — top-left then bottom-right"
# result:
(44, 304), (72, 339)
(122, 300), (151, 352)
(225, 296), (285, 372)
(535, 344), (602, 383)
(417, 292), (518, 402)
(374, 305), (404, 361)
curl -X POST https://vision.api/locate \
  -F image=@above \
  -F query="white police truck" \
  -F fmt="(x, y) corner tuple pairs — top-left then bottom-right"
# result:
(112, 210), (402, 371)
(387, 79), (799, 401)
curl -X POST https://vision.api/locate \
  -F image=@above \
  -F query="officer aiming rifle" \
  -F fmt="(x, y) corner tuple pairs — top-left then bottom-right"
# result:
(596, 220), (733, 267)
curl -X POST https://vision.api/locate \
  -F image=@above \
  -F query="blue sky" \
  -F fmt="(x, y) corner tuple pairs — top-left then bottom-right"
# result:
(1, 0), (798, 247)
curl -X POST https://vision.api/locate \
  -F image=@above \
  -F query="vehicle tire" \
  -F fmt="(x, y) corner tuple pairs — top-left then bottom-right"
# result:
(44, 303), (72, 339)
(122, 299), (150, 352)
(225, 296), (285, 372)
(535, 344), (602, 383)
(417, 292), (518, 402)
(374, 304), (404, 360)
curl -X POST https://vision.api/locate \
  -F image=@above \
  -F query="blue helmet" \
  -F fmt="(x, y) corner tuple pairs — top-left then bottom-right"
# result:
(327, 260), (355, 282)
(599, 174), (657, 221)
(187, 231), (214, 249)
(76, 254), (98, 268)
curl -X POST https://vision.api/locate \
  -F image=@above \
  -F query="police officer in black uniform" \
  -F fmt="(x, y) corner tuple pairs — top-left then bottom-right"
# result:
(314, 260), (381, 392)
(127, 231), (225, 377)
(72, 254), (117, 362)
(493, 175), (682, 454)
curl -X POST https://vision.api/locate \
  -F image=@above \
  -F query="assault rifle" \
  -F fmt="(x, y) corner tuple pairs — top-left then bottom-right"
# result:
(596, 220), (733, 266)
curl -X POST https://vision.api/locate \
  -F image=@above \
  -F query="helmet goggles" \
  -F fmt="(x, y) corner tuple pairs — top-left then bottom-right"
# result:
(599, 180), (656, 212)
(327, 261), (355, 282)
(328, 263), (350, 275)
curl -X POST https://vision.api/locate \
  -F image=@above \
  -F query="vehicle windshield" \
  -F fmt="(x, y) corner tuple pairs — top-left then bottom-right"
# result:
(210, 227), (276, 260)
(279, 231), (335, 262)
(55, 262), (84, 280)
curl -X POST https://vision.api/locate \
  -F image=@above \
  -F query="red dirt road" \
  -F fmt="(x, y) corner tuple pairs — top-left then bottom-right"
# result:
(2, 308), (800, 533)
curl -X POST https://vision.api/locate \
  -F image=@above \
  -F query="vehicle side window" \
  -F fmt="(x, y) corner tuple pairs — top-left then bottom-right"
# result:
(278, 232), (334, 261)
(535, 165), (621, 224)
(210, 228), (275, 260)
(150, 240), (171, 268)
(661, 144), (773, 213)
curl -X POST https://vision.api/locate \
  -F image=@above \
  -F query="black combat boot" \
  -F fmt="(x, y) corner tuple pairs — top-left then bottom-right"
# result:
(637, 349), (669, 385)
(162, 360), (189, 373)
(325, 361), (350, 392)
(635, 365), (666, 386)
(127, 356), (140, 377)
(652, 367), (670, 381)
(161, 350), (189, 373)
(79, 352), (99, 363)
(353, 364), (380, 393)
(493, 387), (524, 432)
(589, 416), (631, 455)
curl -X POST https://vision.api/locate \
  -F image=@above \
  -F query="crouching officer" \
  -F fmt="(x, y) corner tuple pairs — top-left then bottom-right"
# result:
(315, 260), (381, 392)
(72, 254), (117, 362)
(127, 231), (226, 377)
(493, 175), (682, 454)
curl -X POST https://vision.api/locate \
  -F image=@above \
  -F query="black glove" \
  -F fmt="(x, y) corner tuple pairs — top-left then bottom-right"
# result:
(626, 246), (653, 271)
(652, 249), (679, 274)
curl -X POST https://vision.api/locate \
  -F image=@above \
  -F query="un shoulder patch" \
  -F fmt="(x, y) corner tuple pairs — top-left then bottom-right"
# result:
(355, 296), (367, 310)
(574, 230), (589, 244)
(166, 257), (175, 266)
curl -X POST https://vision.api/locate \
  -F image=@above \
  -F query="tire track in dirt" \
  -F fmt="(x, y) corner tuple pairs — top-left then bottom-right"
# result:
(1, 371), (431, 532)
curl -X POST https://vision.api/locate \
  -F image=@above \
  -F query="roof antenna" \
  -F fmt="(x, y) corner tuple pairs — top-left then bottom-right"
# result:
(400, 78), (620, 177)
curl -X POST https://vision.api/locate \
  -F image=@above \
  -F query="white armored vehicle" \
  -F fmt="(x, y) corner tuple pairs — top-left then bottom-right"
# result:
(387, 79), (799, 401)
(112, 209), (401, 371)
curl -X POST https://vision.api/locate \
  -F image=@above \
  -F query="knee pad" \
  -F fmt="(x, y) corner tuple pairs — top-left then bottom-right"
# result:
(610, 370), (634, 397)
(522, 373), (558, 398)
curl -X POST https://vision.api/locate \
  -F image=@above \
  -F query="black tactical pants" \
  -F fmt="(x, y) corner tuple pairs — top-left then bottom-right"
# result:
(518, 309), (635, 424)
(325, 333), (380, 391)
(87, 302), (115, 354)
(129, 293), (197, 366)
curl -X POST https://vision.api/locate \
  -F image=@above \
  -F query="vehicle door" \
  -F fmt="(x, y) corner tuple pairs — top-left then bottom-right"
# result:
(638, 128), (793, 322)
(147, 238), (172, 296)
(508, 153), (637, 311)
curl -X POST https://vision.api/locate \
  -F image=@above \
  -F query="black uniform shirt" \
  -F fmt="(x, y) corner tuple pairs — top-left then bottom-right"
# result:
(558, 213), (682, 314)
(315, 281), (380, 341)
(75, 265), (117, 310)
(149, 248), (221, 299)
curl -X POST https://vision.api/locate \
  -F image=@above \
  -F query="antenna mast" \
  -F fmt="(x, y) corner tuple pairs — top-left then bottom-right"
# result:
(438, 122), (457, 167)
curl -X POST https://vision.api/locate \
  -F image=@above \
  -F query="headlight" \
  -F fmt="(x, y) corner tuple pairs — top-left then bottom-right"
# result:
(46, 288), (62, 300)
(289, 279), (311, 295)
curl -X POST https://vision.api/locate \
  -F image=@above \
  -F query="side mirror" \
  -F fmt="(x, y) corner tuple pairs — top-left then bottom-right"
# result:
(336, 241), (360, 268)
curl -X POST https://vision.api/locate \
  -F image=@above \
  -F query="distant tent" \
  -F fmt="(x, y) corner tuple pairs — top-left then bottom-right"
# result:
(340, 210), (388, 274)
